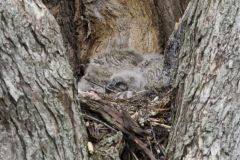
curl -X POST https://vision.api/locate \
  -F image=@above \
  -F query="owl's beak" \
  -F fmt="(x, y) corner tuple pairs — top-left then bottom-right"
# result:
(105, 82), (116, 93)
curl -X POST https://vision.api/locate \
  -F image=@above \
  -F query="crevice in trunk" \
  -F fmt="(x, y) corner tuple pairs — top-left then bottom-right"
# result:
(42, 0), (190, 80)
(42, 0), (80, 77)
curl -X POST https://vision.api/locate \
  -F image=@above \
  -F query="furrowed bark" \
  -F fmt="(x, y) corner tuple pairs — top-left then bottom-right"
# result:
(167, 0), (240, 159)
(0, 0), (87, 160)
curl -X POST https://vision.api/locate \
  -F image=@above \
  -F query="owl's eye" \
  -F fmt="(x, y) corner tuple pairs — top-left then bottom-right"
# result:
(105, 80), (117, 93)
(108, 82), (115, 88)
(105, 80), (128, 93)
(129, 77), (135, 82)
(115, 82), (128, 91)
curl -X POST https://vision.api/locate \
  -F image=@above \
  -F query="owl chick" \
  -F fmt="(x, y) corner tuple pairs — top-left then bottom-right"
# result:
(78, 49), (165, 94)
(106, 70), (146, 92)
(78, 49), (144, 93)
(106, 53), (165, 92)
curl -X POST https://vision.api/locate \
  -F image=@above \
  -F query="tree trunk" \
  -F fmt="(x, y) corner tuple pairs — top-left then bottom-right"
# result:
(0, 0), (87, 160)
(167, 0), (240, 159)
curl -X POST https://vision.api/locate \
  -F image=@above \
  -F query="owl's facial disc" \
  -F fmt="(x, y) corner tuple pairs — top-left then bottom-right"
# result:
(105, 78), (128, 93)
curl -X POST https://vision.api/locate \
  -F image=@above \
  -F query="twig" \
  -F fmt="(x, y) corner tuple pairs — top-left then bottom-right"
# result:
(132, 151), (140, 160)
(147, 137), (153, 155)
(150, 122), (171, 129)
(82, 113), (118, 132)
(159, 145), (166, 157)
(150, 122), (157, 144)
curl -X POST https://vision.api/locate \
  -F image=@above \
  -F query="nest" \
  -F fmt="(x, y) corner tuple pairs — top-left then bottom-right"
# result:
(79, 88), (173, 160)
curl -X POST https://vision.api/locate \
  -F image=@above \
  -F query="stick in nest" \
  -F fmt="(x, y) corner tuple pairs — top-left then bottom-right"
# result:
(82, 113), (118, 132)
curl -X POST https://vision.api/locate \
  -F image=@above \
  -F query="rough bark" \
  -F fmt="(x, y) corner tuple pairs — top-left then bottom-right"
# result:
(42, 0), (79, 73)
(0, 0), (87, 160)
(167, 0), (240, 159)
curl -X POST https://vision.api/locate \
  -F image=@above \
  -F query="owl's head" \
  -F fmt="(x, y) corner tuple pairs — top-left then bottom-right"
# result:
(106, 70), (146, 93)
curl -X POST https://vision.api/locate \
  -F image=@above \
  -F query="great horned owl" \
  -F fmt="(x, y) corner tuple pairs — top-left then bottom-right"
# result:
(78, 49), (165, 93)
(106, 53), (165, 92)
(106, 70), (146, 92)
(78, 49), (143, 93)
